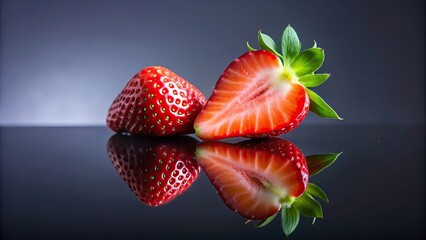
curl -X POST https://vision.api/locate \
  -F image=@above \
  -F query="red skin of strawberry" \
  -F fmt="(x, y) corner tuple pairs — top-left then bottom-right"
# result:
(107, 66), (206, 136)
(196, 138), (308, 220)
(107, 134), (200, 207)
(194, 50), (309, 140)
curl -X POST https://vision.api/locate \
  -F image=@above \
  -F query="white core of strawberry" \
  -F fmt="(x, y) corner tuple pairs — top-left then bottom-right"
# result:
(269, 65), (300, 95)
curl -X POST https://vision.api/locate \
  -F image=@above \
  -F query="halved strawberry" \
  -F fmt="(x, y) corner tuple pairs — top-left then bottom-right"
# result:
(194, 25), (341, 140)
(107, 66), (206, 136)
(107, 134), (200, 207)
(196, 138), (308, 220)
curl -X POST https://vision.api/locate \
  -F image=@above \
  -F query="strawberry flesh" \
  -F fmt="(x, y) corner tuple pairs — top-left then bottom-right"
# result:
(196, 138), (308, 220)
(194, 50), (309, 140)
(107, 66), (206, 136)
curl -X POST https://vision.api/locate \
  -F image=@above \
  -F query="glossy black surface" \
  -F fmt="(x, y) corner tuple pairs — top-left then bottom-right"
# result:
(0, 125), (425, 239)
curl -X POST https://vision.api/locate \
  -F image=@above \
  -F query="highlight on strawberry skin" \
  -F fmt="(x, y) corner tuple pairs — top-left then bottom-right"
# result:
(195, 138), (342, 237)
(107, 66), (206, 136)
(107, 134), (200, 207)
(194, 25), (342, 140)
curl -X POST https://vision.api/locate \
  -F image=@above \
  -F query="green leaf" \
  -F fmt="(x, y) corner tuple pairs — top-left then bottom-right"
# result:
(281, 25), (301, 65)
(291, 48), (324, 76)
(306, 152), (343, 176)
(281, 206), (300, 237)
(256, 212), (278, 228)
(258, 31), (282, 58)
(306, 183), (329, 202)
(292, 193), (323, 218)
(305, 88), (342, 120)
(246, 41), (256, 51)
(298, 73), (330, 87)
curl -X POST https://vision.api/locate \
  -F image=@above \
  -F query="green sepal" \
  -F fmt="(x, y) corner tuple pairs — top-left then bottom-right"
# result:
(312, 217), (317, 225)
(291, 48), (324, 76)
(298, 73), (330, 87)
(292, 192), (323, 218)
(256, 212), (278, 228)
(305, 88), (342, 120)
(306, 183), (329, 202)
(258, 31), (282, 58)
(306, 152), (343, 176)
(281, 205), (300, 237)
(246, 41), (257, 51)
(281, 25), (301, 65)
(312, 41), (317, 48)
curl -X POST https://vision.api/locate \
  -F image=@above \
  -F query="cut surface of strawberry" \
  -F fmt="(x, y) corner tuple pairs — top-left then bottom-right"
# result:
(107, 134), (200, 207)
(107, 66), (206, 136)
(194, 25), (341, 140)
(196, 138), (308, 220)
(195, 50), (309, 140)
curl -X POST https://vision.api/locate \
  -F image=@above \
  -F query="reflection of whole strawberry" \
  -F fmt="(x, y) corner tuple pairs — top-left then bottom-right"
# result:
(107, 134), (200, 206)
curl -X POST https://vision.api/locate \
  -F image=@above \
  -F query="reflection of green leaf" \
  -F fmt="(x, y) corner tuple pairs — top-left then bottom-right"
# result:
(307, 152), (343, 176)
(306, 183), (329, 202)
(258, 31), (282, 58)
(292, 193), (323, 218)
(281, 205), (300, 237)
(256, 212), (278, 228)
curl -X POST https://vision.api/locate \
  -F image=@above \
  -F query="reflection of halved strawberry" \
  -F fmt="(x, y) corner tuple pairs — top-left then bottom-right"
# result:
(196, 138), (308, 220)
(107, 134), (200, 207)
(194, 25), (341, 140)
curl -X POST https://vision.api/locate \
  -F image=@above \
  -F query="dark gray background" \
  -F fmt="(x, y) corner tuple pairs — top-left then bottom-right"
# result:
(0, 0), (424, 125)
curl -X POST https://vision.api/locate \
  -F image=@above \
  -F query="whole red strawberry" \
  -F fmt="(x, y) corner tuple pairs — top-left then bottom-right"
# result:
(107, 66), (206, 136)
(107, 134), (200, 206)
(194, 25), (341, 140)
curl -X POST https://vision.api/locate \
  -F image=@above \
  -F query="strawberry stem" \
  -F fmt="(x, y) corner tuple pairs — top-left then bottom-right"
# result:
(259, 179), (295, 206)
(281, 196), (296, 207)
(280, 66), (298, 84)
(281, 70), (293, 81)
